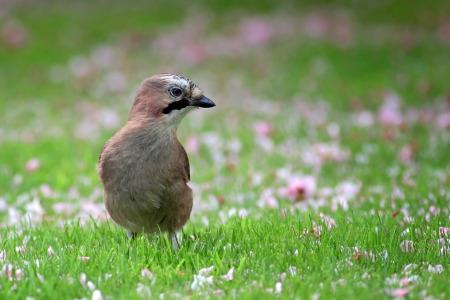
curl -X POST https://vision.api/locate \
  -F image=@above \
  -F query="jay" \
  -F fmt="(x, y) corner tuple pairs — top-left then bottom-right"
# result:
(97, 74), (215, 250)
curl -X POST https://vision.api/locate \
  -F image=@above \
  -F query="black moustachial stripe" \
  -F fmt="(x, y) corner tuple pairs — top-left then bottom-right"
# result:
(163, 99), (189, 114)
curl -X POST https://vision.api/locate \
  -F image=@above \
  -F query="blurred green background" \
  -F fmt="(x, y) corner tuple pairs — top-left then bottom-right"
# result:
(2, 0), (449, 104)
(1, 2), (450, 299)
(0, 0), (449, 223)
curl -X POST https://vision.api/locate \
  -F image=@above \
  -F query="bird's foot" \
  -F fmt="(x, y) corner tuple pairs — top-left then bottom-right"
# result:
(169, 231), (180, 252)
(127, 230), (137, 241)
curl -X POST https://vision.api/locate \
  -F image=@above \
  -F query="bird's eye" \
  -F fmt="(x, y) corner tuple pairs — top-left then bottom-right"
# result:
(170, 88), (182, 97)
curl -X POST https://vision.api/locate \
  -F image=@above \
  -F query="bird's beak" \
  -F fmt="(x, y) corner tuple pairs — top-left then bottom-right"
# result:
(188, 96), (216, 108)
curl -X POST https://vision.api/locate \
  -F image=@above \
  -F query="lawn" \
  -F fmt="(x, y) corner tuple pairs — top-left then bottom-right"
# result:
(1, 0), (450, 299)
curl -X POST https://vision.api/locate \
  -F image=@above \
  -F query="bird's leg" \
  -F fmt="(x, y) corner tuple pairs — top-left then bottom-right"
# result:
(169, 231), (180, 251)
(127, 230), (137, 241)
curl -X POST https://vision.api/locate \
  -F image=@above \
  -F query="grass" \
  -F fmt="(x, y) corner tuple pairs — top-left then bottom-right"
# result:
(1, 0), (450, 299)
(4, 212), (449, 299)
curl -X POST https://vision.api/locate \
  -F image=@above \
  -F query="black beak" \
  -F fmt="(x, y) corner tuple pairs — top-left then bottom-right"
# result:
(188, 96), (216, 108)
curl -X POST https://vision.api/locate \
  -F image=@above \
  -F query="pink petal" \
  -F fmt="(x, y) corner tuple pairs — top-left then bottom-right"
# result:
(25, 158), (40, 172)
(79, 256), (90, 263)
(15, 269), (22, 280)
(285, 176), (316, 201)
(80, 273), (87, 287)
(378, 109), (403, 126)
(253, 121), (273, 137)
(185, 135), (200, 154)
(399, 278), (409, 285)
(48, 246), (55, 258)
(398, 145), (414, 165)
(439, 227), (450, 238)
(436, 112), (450, 129)
(221, 267), (234, 281)
(40, 184), (53, 198)
(1, 21), (27, 48)
(395, 288), (409, 297)
(240, 18), (273, 45)
(92, 290), (104, 300)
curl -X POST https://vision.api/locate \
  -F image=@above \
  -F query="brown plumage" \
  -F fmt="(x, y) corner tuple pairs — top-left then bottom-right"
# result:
(97, 74), (215, 249)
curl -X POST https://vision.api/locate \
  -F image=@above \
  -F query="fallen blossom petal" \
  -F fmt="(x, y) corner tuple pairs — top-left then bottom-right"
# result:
(7, 264), (13, 280)
(0, 198), (6, 212)
(275, 282), (282, 294)
(428, 264), (444, 273)
(190, 275), (200, 291)
(399, 278), (409, 285)
(222, 267), (234, 281)
(355, 111), (374, 127)
(327, 123), (340, 139)
(398, 145), (414, 165)
(285, 176), (316, 201)
(240, 18), (273, 45)
(25, 158), (41, 172)
(185, 135), (200, 154)
(48, 246), (55, 258)
(394, 288), (409, 297)
(403, 263), (418, 274)
(87, 281), (96, 291)
(136, 283), (152, 297)
(79, 256), (90, 263)
(258, 189), (279, 209)
(400, 240), (414, 253)
(378, 109), (403, 126)
(198, 266), (214, 276)
(253, 121), (273, 137)
(1, 21), (28, 48)
(52, 202), (76, 216)
(40, 184), (53, 198)
(436, 112), (450, 129)
(141, 269), (154, 280)
(190, 274), (212, 291)
(326, 218), (337, 230)
(92, 290), (104, 300)
(15, 269), (22, 280)
(378, 93), (403, 126)
(80, 273), (87, 287)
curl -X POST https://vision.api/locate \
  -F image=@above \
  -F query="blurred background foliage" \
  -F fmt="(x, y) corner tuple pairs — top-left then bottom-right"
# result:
(0, 0), (449, 222)
(1, 2), (450, 298)
(1, 0), (449, 104)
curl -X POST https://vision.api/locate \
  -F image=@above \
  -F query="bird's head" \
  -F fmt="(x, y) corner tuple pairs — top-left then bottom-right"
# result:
(129, 74), (215, 128)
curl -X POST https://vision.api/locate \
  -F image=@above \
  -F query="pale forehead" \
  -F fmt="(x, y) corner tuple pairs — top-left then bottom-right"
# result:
(158, 73), (197, 90)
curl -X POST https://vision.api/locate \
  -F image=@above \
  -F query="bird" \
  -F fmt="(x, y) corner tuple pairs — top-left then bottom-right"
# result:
(97, 73), (215, 250)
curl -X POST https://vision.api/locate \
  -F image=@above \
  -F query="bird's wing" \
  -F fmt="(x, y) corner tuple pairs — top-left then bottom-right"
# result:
(177, 140), (190, 182)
